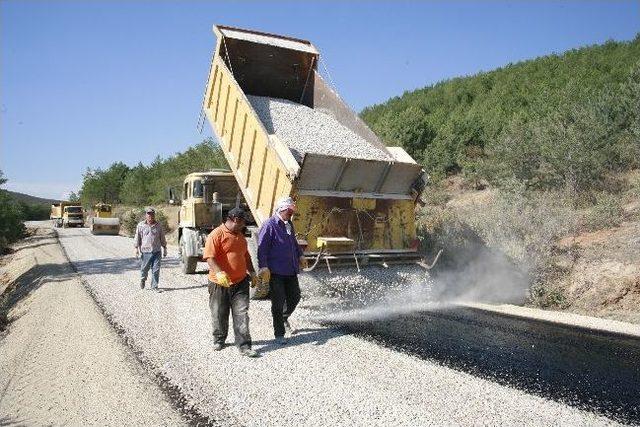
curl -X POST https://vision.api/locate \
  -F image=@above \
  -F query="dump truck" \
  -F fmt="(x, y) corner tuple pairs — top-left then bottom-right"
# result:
(90, 203), (121, 235)
(176, 170), (256, 273)
(50, 203), (85, 228)
(200, 25), (436, 297)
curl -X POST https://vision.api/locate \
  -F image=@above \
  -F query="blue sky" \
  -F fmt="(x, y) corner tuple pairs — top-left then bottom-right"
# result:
(1, 1), (638, 199)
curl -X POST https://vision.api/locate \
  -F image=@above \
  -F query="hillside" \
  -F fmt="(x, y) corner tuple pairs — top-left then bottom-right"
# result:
(361, 37), (640, 322)
(7, 191), (60, 206)
(361, 36), (640, 187)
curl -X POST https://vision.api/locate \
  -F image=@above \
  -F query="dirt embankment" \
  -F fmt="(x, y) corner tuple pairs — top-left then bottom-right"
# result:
(428, 174), (640, 324)
(0, 226), (185, 425)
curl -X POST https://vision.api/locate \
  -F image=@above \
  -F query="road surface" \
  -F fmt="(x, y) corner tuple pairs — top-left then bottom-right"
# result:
(35, 223), (637, 426)
(0, 226), (185, 426)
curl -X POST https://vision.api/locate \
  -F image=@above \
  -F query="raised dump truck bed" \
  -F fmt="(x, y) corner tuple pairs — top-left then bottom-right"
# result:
(202, 25), (425, 267)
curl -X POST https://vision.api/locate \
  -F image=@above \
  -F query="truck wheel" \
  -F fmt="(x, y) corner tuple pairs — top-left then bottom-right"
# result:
(181, 253), (198, 274)
(247, 227), (270, 300)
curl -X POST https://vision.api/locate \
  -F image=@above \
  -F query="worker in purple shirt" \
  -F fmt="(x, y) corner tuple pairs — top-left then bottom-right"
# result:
(257, 196), (308, 345)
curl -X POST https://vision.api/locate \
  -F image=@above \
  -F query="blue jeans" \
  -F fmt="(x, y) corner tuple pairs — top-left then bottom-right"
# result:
(141, 251), (161, 288)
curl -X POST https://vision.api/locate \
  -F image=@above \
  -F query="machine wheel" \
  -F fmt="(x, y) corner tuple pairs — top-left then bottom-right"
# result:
(179, 235), (198, 274)
(181, 253), (198, 274)
(247, 227), (270, 300)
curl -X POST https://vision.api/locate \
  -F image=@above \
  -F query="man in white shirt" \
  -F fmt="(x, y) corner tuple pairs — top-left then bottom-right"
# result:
(134, 207), (167, 292)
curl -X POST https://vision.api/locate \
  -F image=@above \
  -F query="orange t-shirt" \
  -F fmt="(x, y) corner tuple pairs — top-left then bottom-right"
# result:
(203, 224), (250, 285)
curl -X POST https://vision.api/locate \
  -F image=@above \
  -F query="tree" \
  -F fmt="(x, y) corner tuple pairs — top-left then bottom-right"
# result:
(360, 36), (640, 186)
(0, 170), (25, 250)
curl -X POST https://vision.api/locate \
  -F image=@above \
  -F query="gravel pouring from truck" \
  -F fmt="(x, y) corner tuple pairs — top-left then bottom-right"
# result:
(201, 25), (431, 296)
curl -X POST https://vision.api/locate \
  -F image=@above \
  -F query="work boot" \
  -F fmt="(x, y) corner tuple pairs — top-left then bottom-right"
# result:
(213, 343), (225, 351)
(239, 348), (259, 358)
(140, 279), (145, 289)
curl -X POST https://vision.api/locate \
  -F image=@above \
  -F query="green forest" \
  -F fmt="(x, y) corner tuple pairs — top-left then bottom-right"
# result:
(362, 36), (640, 192)
(77, 139), (227, 206)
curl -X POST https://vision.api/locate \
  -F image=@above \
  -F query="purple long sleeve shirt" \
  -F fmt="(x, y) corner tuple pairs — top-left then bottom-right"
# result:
(257, 214), (303, 276)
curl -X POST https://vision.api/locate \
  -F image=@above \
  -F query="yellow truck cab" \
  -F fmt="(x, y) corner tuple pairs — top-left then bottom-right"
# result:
(177, 171), (255, 273)
(50, 203), (85, 228)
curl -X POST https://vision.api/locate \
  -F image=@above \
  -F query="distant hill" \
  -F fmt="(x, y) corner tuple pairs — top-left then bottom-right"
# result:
(361, 35), (640, 190)
(7, 191), (61, 206)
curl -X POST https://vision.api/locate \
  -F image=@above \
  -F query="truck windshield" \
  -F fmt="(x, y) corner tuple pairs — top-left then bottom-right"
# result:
(193, 180), (204, 198)
(65, 207), (83, 213)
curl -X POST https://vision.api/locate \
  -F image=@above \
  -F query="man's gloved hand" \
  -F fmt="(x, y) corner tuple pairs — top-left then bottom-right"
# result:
(258, 267), (271, 284)
(250, 272), (259, 288)
(162, 247), (167, 258)
(299, 256), (309, 270)
(215, 271), (231, 287)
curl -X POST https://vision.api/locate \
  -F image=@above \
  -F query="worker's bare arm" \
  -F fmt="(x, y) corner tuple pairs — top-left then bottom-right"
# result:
(206, 257), (222, 274)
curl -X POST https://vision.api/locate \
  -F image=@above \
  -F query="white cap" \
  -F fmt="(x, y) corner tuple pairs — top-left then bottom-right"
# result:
(274, 196), (296, 213)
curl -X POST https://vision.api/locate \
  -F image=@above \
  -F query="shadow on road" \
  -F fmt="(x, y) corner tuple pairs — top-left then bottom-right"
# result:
(1, 258), (70, 331)
(157, 284), (208, 292)
(334, 307), (640, 424)
(67, 257), (180, 276)
(253, 327), (345, 354)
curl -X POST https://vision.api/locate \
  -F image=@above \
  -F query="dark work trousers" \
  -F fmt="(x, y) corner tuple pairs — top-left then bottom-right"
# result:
(208, 278), (252, 350)
(270, 274), (301, 338)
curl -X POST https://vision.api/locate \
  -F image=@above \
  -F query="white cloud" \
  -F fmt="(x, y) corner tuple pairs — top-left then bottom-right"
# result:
(3, 181), (81, 201)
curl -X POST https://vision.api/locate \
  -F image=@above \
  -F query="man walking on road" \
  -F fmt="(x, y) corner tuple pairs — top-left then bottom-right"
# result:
(257, 197), (307, 345)
(203, 207), (258, 358)
(135, 207), (167, 292)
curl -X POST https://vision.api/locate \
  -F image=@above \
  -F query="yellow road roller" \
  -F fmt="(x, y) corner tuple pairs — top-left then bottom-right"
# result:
(90, 203), (121, 235)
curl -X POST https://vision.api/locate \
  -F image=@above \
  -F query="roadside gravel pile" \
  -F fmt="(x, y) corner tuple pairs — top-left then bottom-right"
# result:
(248, 95), (392, 163)
(56, 227), (621, 426)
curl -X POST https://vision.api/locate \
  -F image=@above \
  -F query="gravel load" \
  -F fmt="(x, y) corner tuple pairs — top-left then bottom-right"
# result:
(53, 225), (622, 426)
(248, 95), (393, 163)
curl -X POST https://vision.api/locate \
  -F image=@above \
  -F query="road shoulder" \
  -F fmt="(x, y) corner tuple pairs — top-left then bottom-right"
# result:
(0, 227), (185, 426)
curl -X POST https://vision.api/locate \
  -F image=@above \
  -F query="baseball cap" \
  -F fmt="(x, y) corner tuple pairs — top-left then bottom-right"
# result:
(145, 207), (156, 214)
(227, 207), (247, 220)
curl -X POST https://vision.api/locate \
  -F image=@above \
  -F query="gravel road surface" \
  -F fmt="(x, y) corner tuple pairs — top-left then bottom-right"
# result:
(0, 228), (185, 426)
(51, 223), (627, 426)
(338, 306), (640, 424)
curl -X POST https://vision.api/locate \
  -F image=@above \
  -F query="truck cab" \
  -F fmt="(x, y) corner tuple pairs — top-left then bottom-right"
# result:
(177, 171), (255, 273)
(51, 203), (85, 228)
(63, 206), (84, 227)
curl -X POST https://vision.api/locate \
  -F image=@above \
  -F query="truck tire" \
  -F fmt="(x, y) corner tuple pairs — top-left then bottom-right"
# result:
(179, 234), (198, 274)
(181, 253), (198, 274)
(247, 226), (270, 300)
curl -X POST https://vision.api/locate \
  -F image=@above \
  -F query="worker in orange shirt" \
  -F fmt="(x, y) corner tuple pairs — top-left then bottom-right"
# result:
(203, 207), (258, 357)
